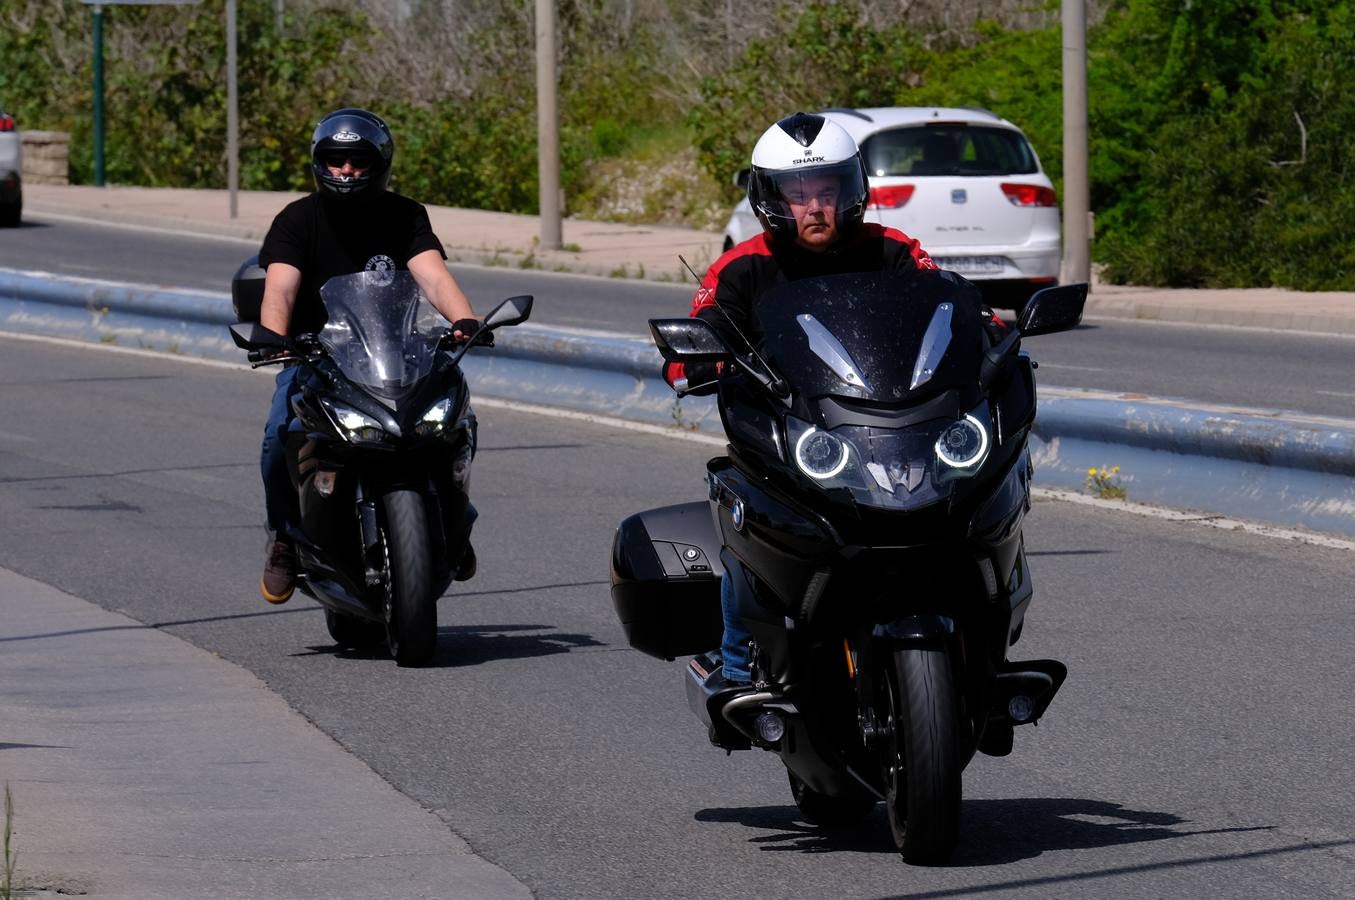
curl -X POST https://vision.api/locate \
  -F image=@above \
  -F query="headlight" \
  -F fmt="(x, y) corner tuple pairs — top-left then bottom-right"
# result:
(414, 397), (454, 437)
(320, 399), (388, 444)
(794, 427), (850, 479)
(934, 414), (989, 469)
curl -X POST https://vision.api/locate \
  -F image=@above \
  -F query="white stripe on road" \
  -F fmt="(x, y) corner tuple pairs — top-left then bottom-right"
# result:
(1034, 363), (1110, 373)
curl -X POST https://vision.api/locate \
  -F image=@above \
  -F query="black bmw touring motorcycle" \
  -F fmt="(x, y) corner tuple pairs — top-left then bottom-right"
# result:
(610, 270), (1086, 862)
(231, 265), (532, 666)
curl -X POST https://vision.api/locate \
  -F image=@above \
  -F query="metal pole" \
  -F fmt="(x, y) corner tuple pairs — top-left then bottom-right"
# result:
(92, 4), (105, 187)
(535, 0), (561, 249)
(1061, 0), (1090, 285)
(226, 0), (239, 218)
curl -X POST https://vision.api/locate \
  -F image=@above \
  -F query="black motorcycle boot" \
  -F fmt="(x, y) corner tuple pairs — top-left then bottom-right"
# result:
(261, 539), (297, 604)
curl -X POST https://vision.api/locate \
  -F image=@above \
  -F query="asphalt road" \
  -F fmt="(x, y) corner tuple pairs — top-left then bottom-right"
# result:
(4, 215), (1355, 419)
(0, 335), (1350, 898)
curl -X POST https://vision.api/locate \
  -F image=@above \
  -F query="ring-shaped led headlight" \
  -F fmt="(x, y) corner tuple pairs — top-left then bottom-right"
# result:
(934, 414), (990, 469)
(794, 427), (850, 480)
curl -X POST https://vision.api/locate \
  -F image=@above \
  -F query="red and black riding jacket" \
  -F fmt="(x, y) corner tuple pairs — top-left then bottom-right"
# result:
(664, 224), (952, 388)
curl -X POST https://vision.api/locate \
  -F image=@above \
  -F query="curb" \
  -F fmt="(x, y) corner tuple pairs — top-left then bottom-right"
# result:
(2, 267), (1351, 537)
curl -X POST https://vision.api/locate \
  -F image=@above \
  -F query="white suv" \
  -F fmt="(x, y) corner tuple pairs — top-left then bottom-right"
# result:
(722, 107), (1061, 308)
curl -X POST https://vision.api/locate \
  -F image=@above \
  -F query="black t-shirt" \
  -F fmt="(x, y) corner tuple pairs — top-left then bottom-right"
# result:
(258, 191), (446, 335)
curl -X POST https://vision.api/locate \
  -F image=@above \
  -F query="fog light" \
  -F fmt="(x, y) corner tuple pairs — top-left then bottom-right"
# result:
(754, 711), (786, 743)
(315, 470), (337, 497)
(1008, 695), (1035, 724)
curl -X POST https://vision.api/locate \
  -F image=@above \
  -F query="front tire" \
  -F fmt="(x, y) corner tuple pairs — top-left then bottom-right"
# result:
(883, 647), (962, 864)
(381, 489), (436, 666)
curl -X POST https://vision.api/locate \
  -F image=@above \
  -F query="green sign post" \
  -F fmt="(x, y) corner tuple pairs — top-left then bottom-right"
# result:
(81, 1), (201, 188)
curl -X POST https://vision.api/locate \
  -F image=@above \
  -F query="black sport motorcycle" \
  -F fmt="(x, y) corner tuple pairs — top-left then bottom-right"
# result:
(610, 270), (1085, 862)
(231, 269), (532, 666)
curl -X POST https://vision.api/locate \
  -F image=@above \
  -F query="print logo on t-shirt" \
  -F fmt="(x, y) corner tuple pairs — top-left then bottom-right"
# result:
(365, 254), (396, 286)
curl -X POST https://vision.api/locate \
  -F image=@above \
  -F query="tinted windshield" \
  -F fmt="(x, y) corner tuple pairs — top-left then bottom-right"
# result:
(753, 272), (986, 403)
(862, 124), (1037, 177)
(317, 271), (447, 401)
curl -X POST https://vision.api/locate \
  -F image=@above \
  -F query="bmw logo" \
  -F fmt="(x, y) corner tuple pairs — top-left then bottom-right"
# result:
(731, 498), (746, 532)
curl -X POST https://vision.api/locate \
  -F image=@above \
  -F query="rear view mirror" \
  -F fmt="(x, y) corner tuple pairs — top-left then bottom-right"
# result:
(229, 321), (288, 350)
(649, 318), (733, 363)
(1018, 283), (1088, 336)
(484, 294), (533, 329)
(732, 168), (750, 191)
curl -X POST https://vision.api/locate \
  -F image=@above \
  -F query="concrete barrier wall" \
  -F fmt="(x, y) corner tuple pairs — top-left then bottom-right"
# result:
(20, 132), (69, 186)
(2, 267), (1352, 536)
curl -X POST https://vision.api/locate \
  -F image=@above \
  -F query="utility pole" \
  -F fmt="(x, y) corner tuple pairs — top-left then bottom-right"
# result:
(535, 0), (561, 249)
(92, 4), (105, 186)
(1062, 0), (1091, 285)
(226, 0), (239, 218)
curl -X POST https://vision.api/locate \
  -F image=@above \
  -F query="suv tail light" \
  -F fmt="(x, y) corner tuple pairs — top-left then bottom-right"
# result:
(1000, 183), (1057, 207)
(868, 185), (915, 209)
(0, 115), (14, 132)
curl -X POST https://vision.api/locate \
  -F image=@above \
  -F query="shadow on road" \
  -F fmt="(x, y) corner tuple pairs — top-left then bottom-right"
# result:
(302, 622), (605, 668)
(696, 797), (1275, 865)
(951, 798), (1273, 866)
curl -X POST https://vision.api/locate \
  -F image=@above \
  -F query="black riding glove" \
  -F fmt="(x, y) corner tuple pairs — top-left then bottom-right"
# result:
(453, 318), (494, 347)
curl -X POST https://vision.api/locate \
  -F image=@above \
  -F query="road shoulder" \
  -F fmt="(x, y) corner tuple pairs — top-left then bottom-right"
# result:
(0, 567), (530, 900)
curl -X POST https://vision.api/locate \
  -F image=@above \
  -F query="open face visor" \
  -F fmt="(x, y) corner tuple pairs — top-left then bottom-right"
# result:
(752, 159), (867, 232)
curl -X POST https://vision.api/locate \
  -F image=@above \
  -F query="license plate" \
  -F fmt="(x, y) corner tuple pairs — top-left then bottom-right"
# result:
(934, 256), (1005, 275)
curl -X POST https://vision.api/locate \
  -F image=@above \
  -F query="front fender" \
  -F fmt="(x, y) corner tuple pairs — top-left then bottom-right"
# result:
(873, 614), (955, 645)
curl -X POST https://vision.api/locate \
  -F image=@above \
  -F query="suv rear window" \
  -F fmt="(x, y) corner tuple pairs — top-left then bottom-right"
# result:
(862, 125), (1037, 177)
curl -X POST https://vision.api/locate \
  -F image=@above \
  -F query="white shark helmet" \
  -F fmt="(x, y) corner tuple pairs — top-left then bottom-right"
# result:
(748, 112), (869, 241)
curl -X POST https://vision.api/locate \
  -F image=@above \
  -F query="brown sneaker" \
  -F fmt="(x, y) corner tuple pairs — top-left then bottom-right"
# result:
(261, 540), (297, 604)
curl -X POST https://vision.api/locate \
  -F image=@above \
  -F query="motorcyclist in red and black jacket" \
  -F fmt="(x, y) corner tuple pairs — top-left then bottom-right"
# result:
(664, 112), (943, 396)
(666, 112), (1003, 686)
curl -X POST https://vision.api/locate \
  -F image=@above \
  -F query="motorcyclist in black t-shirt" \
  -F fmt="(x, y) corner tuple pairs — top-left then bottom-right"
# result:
(256, 107), (483, 604)
(664, 112), (1005, 687)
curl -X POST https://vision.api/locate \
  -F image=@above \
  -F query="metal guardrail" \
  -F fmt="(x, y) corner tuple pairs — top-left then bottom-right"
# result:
(3, 267), (1352, 536)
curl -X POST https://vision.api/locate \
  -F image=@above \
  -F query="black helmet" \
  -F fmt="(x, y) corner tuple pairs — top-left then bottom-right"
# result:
(310, 108), (394, 199)
(748, 112), (869, 241)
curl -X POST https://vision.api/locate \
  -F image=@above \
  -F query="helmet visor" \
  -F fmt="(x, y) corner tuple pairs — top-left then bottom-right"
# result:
(318, 149), (378, 171)
(753, 159), (867, 229)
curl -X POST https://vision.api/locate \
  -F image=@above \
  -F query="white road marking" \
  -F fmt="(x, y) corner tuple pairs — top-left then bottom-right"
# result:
(1315, 390), (1355, 399)
(1081, 313), (1355, 342)
(1035, 363), (1110, 373)
(1031, 488), (1355, 552)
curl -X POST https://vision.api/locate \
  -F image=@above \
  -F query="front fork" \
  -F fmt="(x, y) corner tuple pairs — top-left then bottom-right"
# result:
(850, 615), (960, 751)
(355, 482), (384, 589)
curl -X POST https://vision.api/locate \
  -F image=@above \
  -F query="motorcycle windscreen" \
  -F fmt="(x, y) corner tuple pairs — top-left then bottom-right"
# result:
(317, 271), (447, 401)
(752, 270), (986, 403)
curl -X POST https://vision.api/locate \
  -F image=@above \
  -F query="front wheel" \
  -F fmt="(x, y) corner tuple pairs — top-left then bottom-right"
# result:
(883, 647), (962, 864)
(381, 489), (437, 666)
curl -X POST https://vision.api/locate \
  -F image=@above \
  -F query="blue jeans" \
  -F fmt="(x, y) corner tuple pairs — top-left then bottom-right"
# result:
(260, 366), (302, 542)
(720, 562), (755, 682)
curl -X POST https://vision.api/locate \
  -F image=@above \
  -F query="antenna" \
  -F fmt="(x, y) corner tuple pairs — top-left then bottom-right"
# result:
(677, 254), (702, 284)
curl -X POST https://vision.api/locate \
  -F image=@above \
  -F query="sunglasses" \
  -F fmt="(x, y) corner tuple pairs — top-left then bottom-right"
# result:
(321, 152), (376, 169)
